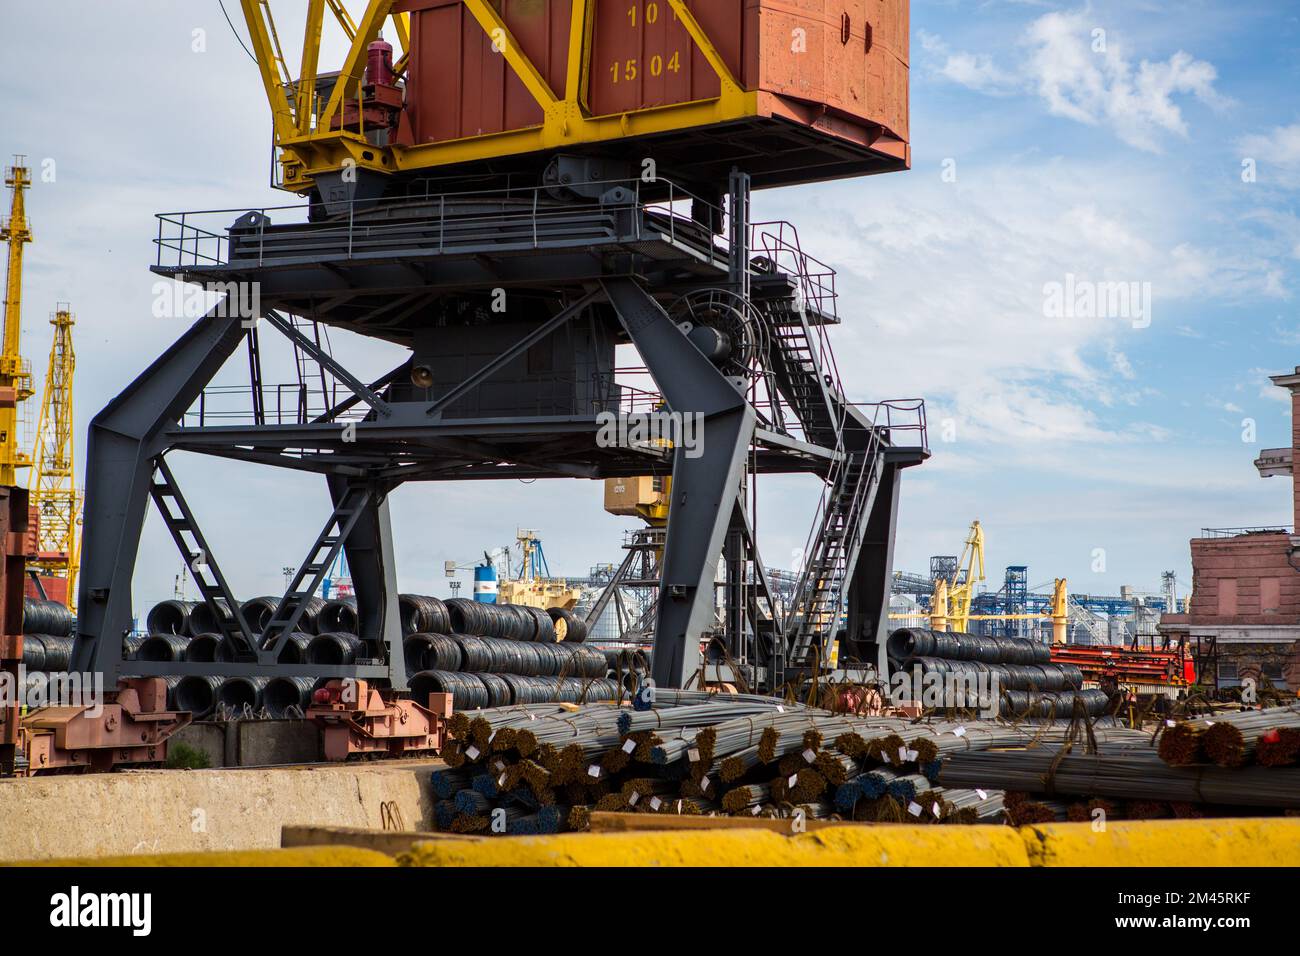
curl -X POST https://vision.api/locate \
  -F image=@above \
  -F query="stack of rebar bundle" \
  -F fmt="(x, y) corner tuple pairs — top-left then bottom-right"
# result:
(1157, 702), (1300, 769)
(424, 691), (1158, 836)
(887, 627), (1111, 719)
(928, 701), (1300, 822)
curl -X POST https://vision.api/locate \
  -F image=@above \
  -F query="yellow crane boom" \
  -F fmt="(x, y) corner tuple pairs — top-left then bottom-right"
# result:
(0, 159), (34, 486)
(30, 306), (80, 606)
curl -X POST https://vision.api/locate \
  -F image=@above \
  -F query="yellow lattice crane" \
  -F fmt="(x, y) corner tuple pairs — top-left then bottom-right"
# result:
(30, 305), (79, 606)
(0, 158), (34, 487)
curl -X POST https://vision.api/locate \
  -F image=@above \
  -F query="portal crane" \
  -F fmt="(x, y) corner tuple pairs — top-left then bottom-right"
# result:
(0, 159), (34, 487)
(29, 305), (80, 607)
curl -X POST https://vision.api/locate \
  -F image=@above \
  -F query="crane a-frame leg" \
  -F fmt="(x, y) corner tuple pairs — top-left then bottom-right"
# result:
(602, 279), (756, 688)
(72, 306), (248, 681)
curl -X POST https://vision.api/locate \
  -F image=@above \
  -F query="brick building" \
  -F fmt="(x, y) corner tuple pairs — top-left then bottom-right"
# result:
(1159, 367), (1300, 692)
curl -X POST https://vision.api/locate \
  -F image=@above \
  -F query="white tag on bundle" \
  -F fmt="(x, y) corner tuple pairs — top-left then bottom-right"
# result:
(898, 746), (908, 762)
(907, 802), (922, 817)
(777, 705), (785, 713)
(954, 726), (967, 738)
(931, 802), (941, 817)
(650, 796), (662, 811)
(751, 806), (761, 815)
(628, 791), (640, 806)
(700, 776), (710, 792)
(802, 748), (817, 764)
(906, 749), (919, 763)
(529, 713), (536, 721)
(1165, 720), (1175, 727)
(498, 774), (507, 787)
(788, 774), (798, 788)
(623, 739), (636, 753)
(976, 789), (988, 800)
(465, 746), (480, 760)
(587, 765), (601, 778)
(688, 748), (700, 763)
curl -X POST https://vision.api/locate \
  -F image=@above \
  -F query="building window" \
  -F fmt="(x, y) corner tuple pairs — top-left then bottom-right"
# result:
(1217, 660), (1238, 680)
(1262, 577), (1281, 613)
(1263, 661), (1285, 680)
(1218, 578), (1238, 616)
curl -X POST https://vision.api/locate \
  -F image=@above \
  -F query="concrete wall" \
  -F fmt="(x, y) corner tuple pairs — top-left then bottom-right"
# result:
(0, 760), (438, 862)
(169, 719), (322, 768)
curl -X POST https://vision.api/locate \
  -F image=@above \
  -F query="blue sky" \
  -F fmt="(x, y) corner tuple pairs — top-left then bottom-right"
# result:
(3, 1), (1299, 609)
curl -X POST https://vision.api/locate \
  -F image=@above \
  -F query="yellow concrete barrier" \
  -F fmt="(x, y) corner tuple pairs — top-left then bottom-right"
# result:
(400, 824), (1030, 867)
(1021, 818), (1300, 867)
(12, 846), (396, 868)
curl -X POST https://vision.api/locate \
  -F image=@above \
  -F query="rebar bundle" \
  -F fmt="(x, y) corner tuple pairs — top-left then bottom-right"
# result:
(940, 747), (1300, 809)
(425, 695), (1137, 836)
(1158, 702), (1300, 768)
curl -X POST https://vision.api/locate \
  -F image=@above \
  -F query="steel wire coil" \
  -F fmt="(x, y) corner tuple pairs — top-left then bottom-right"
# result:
(400, 594), (451, 635)
(22, 634), (75, 671)
(547, 607), (588, 643)
(305, 631), (363, 665)
(172, 675), (223, 718)
(411, 670), (491, 710)
(478, 672), (512, 707)
(138, 633), (191, 662)
(20, 637), (44, 670)
(526, 606), (555, 642)
(320, 598), (359, 634)
(271, 631), (314, 664)
(123, 635), (146, 659)
(218, 676), (268, 711)
(188, 600), (237, 637)
(146, 600), (194, 636)
(184, 632), (232, 663)
(239, 596), (280, 632)
(445, 598), (490, 636)
(263, 676), (315, 717)
(999, 688), (1111, 719)
(22, 598), (74, 637)
(888, 627), (1050, 666)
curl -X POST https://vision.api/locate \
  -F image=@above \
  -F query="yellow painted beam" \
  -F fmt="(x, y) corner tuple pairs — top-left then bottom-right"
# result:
(297, 0), (325, 134)
(463, 0), (559, 110)
(12, 846), (395, 868)
(665, 0), (743, 97)
(1022, 818), (1300, 868)
(564, 0), (593, 108)
(399, 825), (1030, 868)
(320, 0), (396, 133)
(239, 0), (297, 143)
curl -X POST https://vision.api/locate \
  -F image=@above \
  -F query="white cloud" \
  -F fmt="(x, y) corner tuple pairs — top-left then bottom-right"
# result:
(922, 9), (1227, 152)
(1239, 122), (1300, 187)
(753, 156), (1284, 452)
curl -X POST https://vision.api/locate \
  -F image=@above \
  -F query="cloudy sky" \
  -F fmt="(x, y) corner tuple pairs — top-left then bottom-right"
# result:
(3, 1), (1299, 615)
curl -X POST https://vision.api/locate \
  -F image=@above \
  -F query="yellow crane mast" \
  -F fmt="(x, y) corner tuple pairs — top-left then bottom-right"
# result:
(30, 305), (79, 606)
(0, 158), (34, 487)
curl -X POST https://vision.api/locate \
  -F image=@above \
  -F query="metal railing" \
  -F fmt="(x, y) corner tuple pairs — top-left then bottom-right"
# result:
(154, 175), (737, 272)
(152, 177), (841, 306)
(852, 398), (929, 450)
(181, 383), (371, 428)
(1199, 525), (1293, 538)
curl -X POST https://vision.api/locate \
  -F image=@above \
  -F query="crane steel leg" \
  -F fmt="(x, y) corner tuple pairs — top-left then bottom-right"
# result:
(327, 475), (407, 690)
(601, 279), (756, 688)
(73, 307), (249, 681)
(843, 460), (901, 676)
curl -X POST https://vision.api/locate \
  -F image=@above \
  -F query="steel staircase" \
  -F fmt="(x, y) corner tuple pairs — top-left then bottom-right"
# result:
(259, 484), (373, 654)
(149, 458), (257, 659)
